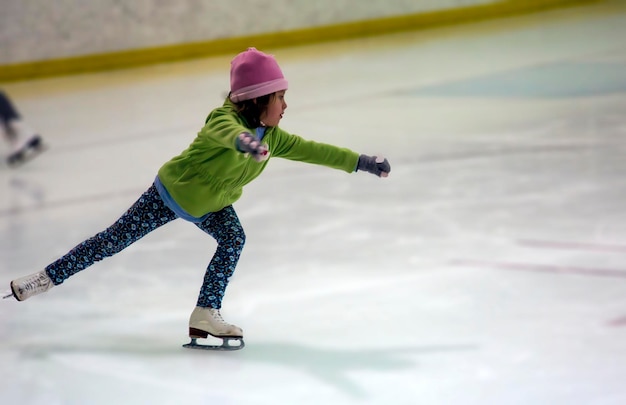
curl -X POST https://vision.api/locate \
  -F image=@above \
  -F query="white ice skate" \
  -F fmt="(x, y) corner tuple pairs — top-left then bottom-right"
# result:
(3, 270), (54, 301)
(183, 306), (245, 351)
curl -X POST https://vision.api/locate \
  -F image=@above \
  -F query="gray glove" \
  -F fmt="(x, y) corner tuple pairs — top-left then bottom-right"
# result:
(357, 154), (391, 177)
(237, 132), (269, 162)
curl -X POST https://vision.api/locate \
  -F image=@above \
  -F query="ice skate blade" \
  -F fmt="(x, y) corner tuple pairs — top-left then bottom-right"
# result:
(183, 337), (245, 351)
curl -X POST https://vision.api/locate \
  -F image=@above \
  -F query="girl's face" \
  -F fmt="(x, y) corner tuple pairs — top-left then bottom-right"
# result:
(260, 90), (287, 127)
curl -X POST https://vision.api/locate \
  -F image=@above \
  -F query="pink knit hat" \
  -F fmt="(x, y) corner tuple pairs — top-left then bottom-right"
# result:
(229, 47), (289, 102)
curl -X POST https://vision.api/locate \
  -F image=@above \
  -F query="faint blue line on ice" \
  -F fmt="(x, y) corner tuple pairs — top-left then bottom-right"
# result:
(404, 61), (626, 98)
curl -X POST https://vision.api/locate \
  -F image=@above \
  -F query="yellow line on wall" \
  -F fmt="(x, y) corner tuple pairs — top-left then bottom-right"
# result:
(0, 0), (601, 83)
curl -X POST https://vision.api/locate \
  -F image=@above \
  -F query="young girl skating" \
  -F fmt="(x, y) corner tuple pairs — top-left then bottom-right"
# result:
(4, 47), (391, 350)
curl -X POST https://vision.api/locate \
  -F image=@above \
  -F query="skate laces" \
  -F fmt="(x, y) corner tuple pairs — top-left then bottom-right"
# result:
(20, 272), (51, 293)
(209, 309), (230, 326)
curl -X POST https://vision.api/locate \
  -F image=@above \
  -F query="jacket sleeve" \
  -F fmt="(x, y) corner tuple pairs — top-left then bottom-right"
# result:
(270, 128), (359, 173)
(201, 107), (250, 151)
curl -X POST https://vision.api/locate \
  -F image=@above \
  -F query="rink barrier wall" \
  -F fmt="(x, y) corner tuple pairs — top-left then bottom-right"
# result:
(0, 0), (601, 83)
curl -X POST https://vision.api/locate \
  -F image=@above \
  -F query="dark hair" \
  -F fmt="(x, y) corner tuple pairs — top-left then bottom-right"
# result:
(230, 93), (274, 127)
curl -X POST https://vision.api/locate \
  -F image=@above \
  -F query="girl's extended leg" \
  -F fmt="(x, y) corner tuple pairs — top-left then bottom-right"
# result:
(194, 205), (246, 309)
(46, 184), (178, 284)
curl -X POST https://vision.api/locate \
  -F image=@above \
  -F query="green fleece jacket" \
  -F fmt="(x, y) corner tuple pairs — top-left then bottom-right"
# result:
(157, 99), (360, 217)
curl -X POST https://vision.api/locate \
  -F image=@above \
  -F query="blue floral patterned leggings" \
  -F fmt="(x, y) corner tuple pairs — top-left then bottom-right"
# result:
(44, 184), (245, 309)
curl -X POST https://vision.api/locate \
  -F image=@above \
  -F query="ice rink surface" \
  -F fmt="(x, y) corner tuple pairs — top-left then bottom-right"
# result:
(2, 1), (626, 404)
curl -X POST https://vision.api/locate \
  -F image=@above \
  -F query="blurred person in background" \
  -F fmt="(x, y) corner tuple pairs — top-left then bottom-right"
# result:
(0, 90), (44, 166)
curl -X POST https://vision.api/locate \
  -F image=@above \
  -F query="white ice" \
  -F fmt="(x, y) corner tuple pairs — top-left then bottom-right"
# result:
(1, 2), (626, 404)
